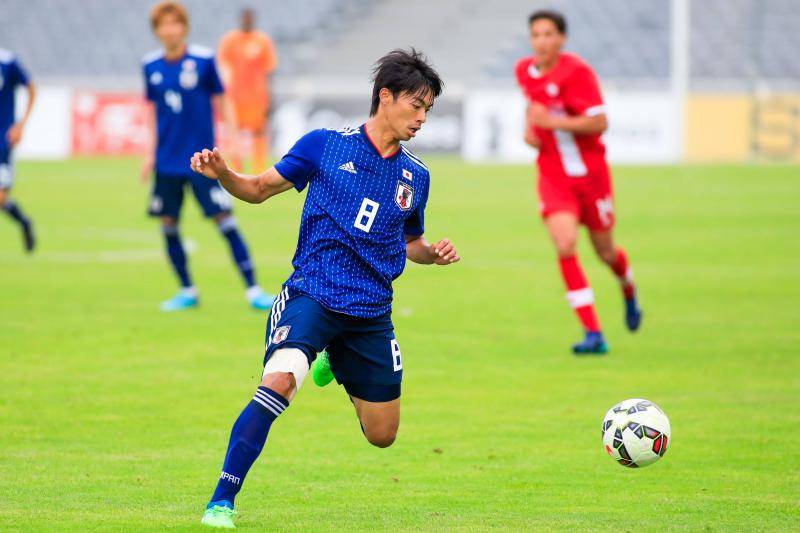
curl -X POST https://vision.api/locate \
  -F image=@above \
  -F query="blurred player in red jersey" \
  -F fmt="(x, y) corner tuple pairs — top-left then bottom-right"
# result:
(218, 7), (278, 172)
(515, 10), (641, 355)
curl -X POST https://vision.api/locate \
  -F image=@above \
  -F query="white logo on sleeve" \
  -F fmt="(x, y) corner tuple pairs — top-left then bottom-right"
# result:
(338, 161), (357, 174)
(149, 71), (163, 85)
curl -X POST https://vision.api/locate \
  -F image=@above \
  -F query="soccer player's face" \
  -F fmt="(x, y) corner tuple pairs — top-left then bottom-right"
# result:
(382, 89), (434, 141)
(530, 19), (565, 64)
(155, 13), (187, 49)
(241, 10), (255, 31)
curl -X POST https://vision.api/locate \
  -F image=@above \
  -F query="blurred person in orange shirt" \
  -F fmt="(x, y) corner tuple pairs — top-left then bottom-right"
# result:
(218, 8), (278, 172)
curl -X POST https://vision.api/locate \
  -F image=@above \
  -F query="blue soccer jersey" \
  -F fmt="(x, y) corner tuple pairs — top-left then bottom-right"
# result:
(142, 44), (223, 177)
(274, 125), (430, 318)
(0, 49), (30, 155)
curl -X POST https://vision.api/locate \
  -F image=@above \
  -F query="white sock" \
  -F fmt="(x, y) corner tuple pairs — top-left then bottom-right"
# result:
(246, 285), (263, 301)
(180, 286), (198, 298)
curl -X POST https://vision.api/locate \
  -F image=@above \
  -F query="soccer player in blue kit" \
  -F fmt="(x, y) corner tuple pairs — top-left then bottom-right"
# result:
(0, 48), (36, 252)
(142, 1), (273, 312)
(191, 49), (460, 528)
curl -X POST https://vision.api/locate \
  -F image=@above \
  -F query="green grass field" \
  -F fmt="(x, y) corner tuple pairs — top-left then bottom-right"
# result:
(1, 157), (798, 531)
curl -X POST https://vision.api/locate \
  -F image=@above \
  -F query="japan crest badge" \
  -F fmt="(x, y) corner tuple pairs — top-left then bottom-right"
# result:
(271, 325), (291, 344)
(395, 181), (414, 211)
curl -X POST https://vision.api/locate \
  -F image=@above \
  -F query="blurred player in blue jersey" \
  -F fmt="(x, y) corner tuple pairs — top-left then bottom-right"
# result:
(191, 49), (459, 528)
(142, 1), (273, 312)
(0, 48), (36, 252)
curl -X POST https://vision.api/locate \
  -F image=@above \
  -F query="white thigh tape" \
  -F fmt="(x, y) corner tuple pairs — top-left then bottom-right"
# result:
(262, 348), (310, 389)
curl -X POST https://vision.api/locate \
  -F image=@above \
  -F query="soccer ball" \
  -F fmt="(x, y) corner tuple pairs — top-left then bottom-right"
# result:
(601, 398), (670, 468)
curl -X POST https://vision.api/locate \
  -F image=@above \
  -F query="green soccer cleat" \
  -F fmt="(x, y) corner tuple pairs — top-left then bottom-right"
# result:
(201, 502), (236, 529)
(311, 351), (335, 387)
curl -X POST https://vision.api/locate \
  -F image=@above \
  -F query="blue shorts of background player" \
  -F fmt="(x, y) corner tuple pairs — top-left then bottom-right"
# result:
(147, 173), (232, 219)
(263, 287), (402, 403)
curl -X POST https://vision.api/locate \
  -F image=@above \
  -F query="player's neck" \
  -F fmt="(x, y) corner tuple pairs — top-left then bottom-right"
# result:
(164, 43), (187, 61)
(536, 54), (560, 75)
(364, 118), (401, 158)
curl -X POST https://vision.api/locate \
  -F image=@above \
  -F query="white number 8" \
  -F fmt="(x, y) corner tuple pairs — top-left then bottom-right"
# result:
(354, 197), (379, 233)
(391, 339), (402, 372)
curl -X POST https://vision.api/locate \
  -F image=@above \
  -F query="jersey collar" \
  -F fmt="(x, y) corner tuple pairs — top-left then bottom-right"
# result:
(360, 124), (401, 160)
(163, 45), (188, 64)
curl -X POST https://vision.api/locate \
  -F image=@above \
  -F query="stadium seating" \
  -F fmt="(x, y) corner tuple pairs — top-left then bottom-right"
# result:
(0, 0), (370, 81)
(1, 0), (798, 86)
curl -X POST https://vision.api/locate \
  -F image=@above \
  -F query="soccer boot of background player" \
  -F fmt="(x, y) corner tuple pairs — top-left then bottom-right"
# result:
(311, 351), (335, 387)
(160, 289), (199, 312)
(624, 294), (642, 332)
(572, 331), (608, 355)
(201, 501), (236, 529)
(246, 286), (275, 311)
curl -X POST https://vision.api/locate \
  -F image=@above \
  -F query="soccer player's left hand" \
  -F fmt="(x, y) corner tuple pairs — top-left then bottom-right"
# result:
(431, 238), (460, 265)
(528, 102), (556, 130)
(6, 122), (24, 146)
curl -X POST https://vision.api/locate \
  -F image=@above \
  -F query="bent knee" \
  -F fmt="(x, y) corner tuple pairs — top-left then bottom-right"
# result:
(364, 426), (398, 448)
(597, 248), (617, 265)
(554, 239), (577, 258)
(260, 371), (295, 398)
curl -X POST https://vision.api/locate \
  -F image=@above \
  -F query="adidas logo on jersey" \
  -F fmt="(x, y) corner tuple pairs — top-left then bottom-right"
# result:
(338, 161), (357, 174)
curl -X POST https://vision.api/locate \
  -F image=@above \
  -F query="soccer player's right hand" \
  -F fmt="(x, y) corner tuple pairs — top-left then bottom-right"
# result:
(191, 147), (229, 180)
(524, 128), (541, 149)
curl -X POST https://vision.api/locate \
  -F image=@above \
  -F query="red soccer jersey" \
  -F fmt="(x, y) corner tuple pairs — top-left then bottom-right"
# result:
(515, 52), (608, 182)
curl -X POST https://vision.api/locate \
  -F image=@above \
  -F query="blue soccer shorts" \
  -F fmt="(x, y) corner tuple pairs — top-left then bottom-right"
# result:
(148, 173), (232, 219)
(263, 287), (403, 402)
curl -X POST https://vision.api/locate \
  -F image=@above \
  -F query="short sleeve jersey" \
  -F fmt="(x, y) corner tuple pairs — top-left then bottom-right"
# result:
(515, 52), (608, 180)
(218, 29), (277, 108)
(0, 49), (30, 154)
(274, 125), (430, 318)
(142, 44), (224, 177)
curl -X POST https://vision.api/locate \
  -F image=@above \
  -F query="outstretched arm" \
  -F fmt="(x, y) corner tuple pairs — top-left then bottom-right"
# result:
(405, 235), (460, 265)
(190, 147), (294, 203)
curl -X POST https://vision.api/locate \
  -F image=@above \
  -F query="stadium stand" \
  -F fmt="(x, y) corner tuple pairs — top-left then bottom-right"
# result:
(1, 0), (797, 87)
(0, 0), (370, 80)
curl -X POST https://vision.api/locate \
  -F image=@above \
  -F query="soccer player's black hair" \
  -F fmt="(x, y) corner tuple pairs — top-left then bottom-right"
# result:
(370, 48), (443, 116)
(528, 9), (567, 35)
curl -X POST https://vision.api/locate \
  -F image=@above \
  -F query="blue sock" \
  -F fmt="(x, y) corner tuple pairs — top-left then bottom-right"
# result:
(218, 217), (256, 288)
(209, 386), (289, 506)
(2, 199), (30, 227)
(162, 225), (192, 288)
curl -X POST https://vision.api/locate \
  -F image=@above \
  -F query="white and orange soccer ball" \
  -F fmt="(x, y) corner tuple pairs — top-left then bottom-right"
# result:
(601, 398), (670, 468)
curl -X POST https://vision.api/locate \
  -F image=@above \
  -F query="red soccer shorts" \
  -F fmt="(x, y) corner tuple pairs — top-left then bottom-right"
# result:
(537, 173), (615, 231)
